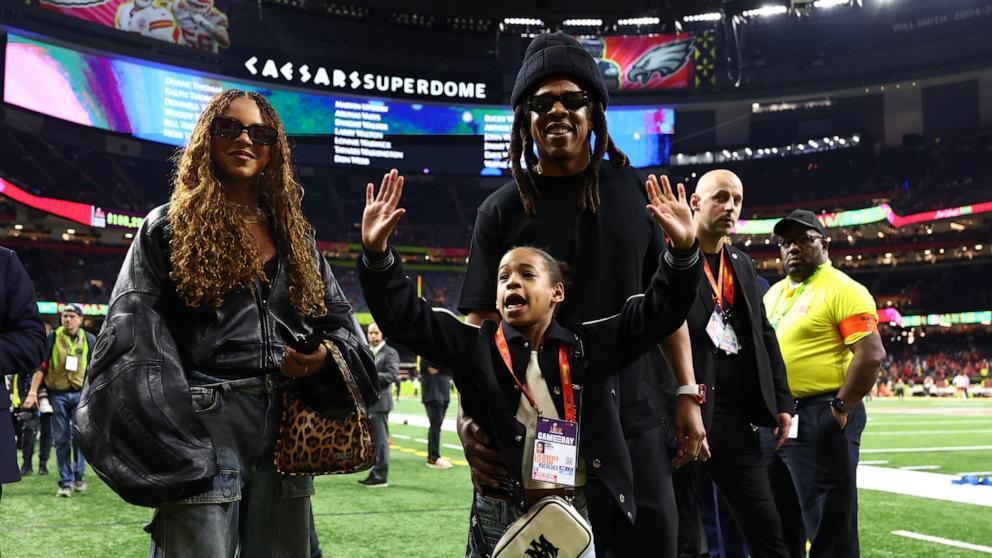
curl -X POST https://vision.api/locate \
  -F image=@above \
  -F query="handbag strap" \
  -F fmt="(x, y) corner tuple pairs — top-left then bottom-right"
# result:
(322, 340), (369, 422)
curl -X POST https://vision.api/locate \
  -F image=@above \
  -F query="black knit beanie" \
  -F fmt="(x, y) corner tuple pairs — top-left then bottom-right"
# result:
(510, 31), (609, 109)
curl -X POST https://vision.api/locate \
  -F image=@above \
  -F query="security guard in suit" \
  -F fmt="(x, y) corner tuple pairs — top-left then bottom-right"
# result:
(674, 170), (792, 558)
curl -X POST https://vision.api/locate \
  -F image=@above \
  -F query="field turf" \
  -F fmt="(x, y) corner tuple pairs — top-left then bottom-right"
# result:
(0, 396), (989, 557)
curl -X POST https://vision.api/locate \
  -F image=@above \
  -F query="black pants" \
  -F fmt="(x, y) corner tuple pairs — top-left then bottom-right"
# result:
(759, 401), (866, 558)
(676, 413), (789, 558)
(424, 400), (448, 461)
(368, 412), (389, 482)
(697, 465), (747, 558)
(586, 424), (677, 558)
(674, 461), (708, 558)
(309, 506), (323, 558)
(19, 412), (52, 471)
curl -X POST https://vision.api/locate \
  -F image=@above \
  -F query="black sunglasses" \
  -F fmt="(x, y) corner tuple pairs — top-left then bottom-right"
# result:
(525, 91), (592, 113)
(775, 234), (825, 249)
(210, 116), (278, 146)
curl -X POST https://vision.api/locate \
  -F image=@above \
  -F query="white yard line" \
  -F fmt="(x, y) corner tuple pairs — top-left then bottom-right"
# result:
(864, 429), (992, 436)
(866, 419), (992, 426)
(898, 465), (941, 471)
(860, 460), (889, 465)
(958, 471), (992, 476)
(859, 465), (992, 507)
(390, 414), (464, 452)
(390, 413), (457, 432)
(891, 531), (992, 554)
(862, 445), (992, 454)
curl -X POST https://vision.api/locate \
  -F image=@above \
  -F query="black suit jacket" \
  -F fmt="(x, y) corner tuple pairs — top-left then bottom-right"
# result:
(0, 247), (46, 484)
(687, 245), (792, 428)
(368, 343), (399, 414)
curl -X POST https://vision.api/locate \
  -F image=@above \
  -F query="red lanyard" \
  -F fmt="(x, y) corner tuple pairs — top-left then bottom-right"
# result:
(494, 324), (576, 422)
(702, 249), (735, 311)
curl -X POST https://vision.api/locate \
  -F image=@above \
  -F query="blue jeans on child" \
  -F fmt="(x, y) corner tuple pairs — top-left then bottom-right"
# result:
(50, 390), (85, 488)
(147, 373), (313, 558)
(465, 490), (595, 558)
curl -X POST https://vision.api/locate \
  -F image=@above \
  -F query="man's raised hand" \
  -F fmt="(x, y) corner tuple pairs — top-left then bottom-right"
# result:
(646, 174), (696, 250)
(362, 169), (406, 254)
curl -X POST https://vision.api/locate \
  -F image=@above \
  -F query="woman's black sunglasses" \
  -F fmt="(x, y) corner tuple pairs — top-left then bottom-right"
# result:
(210, 116), (278, 146)
(525, 91), (592, 113)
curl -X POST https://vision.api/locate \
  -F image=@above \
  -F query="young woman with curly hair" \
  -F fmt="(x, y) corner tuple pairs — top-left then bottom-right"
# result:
(121, 89), (358, 557)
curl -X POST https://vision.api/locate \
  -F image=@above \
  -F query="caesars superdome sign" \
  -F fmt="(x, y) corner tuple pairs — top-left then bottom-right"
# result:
(238, 53), (496, 102)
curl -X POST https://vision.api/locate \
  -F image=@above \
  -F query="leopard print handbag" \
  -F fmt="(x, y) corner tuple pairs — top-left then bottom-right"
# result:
(275, 340), (374, 476)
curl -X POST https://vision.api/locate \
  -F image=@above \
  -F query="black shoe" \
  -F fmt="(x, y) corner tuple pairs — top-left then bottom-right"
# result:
(19, 466), (32, 476)
(38, 466), (49, 476)
(358, 478), (388, 488)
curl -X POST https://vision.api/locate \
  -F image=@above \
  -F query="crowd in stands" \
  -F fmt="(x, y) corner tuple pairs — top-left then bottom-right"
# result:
(880, 331), (991, 386)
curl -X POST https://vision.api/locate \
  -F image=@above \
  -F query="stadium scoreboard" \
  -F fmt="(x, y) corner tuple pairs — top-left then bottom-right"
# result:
(3, 32), (674, 175)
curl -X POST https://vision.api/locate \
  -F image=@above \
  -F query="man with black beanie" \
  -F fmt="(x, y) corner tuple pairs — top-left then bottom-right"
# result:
(457, 31), (706, 557)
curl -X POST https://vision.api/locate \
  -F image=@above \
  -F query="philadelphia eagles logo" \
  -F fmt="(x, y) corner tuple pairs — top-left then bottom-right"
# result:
(626, 38), (695, 84)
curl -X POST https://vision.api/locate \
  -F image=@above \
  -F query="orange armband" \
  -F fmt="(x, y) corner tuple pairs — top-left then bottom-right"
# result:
(838, 313), (879, 339)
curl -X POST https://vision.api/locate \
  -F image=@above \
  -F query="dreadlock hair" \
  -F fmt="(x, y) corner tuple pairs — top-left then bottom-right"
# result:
(508, 100), (630, 216)
(167, 89), (327, 316)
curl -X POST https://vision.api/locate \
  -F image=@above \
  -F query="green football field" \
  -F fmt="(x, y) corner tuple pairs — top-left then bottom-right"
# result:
(1, 396), (990, 557)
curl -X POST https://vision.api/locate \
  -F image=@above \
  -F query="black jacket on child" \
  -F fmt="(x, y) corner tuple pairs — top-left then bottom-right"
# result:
(358, 243), (701, 520)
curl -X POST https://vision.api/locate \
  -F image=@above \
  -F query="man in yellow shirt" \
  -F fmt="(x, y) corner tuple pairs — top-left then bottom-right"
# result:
(761, 210), (885, 558)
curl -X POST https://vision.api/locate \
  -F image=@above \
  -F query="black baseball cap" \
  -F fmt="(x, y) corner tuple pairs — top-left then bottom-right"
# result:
(773, 209), (829, 237)
(61, 303), (84, 316)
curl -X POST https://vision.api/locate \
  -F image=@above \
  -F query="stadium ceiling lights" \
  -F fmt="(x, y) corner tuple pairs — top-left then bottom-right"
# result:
(616, 17), (661, 25)
(742, 5), (789, 17)
(683, 12), (723, 22)
(502, 17), (544, 26)
(562, 18), (604, 27)
(813, 0), (850, 8)
(671, 133), (862, 166)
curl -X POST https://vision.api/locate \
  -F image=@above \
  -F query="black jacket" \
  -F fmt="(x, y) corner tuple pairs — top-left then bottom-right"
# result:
(0, 247), (47, 410)
(420, 361), (452, 404)
(75, 204), (373, 507)
(0, 247), (46, 485)
(688, 245), (792, 428)
(359, 244), (701, 520)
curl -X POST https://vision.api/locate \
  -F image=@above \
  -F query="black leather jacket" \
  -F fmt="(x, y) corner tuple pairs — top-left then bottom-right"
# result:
(76, 204), (369, 507)
(138, 205), (357, 375)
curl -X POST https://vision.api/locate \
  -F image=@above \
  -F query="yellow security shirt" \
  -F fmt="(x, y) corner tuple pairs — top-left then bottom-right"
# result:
(764, 262), (878, 398)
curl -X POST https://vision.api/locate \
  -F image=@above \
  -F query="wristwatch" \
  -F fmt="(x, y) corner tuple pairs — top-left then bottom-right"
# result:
(676, 384), (707, 405)
(829, 398), (855, 414)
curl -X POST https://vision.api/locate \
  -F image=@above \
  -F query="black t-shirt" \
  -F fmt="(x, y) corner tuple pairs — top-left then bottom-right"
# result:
(458, 163), (672, 435)
(701, 249), (755, 420)
(459, 164), (663, 324)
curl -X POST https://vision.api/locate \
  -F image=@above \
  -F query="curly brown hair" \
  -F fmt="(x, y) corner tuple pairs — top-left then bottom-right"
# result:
(167, 89), (326, 316)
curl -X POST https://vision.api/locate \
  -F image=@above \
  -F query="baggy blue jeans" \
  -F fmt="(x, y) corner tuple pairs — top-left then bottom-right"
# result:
(147, 373), (313, 558)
